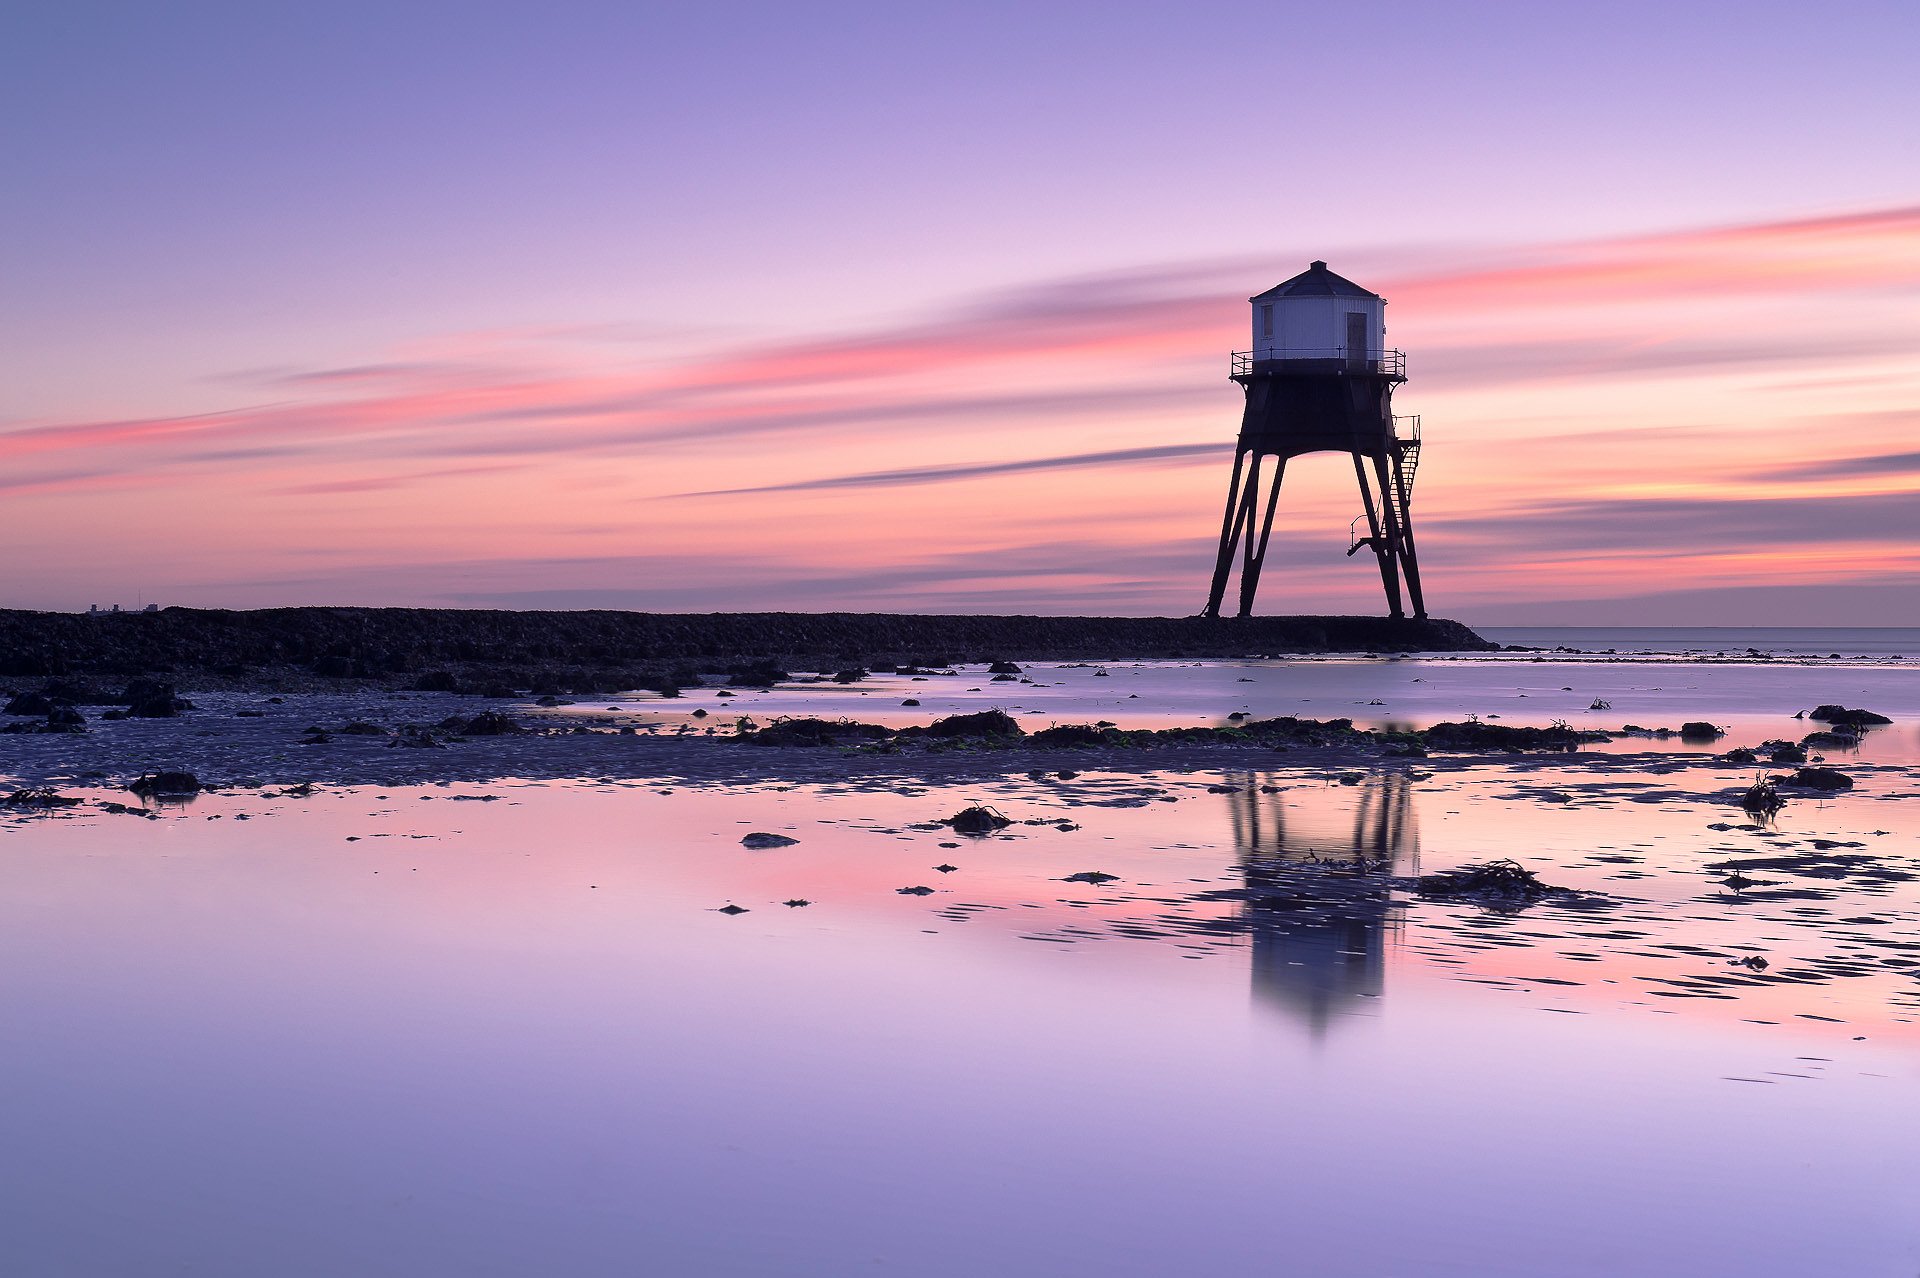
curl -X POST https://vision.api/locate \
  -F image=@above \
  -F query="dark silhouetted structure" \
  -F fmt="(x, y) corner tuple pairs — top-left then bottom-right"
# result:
(1203, 262), (1426, 619)
(1224, 770), (1419, 1033)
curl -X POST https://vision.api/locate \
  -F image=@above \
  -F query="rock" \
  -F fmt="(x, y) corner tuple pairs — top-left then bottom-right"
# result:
(988, 660), (1022, 675)
(1764, 741), (1808, 763)
(4, 691), (54, 716)
(922, 709), (1023, 738)
(933, 863), (958, 873)
(901, 698), (920, 706)
(717, 904), (749, 915)
(783, 899), (811, 908)
(1781, 767), (1853, 791)
(454, 711), (523, 736)
(741, 832), (799, 848)
(1031, 724), (1119, 746)
(726, 661), (787, 688)
(831, 667), (868, 684)
(1063, 871), (1118, 884)
(1810, 704), (1892, 726)
(411, 670), (461, 692)
(1678, 721), (1724, 740)
(1720, 747), (1758, 764)
(1801, 730), (1858, 748)
(896, 885), (935, 895)
(128, 770), (201, 798)
(46, 705), (86, 728)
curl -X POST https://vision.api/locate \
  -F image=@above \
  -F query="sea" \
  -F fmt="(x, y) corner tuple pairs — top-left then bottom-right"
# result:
(0, 630), (1915, 1276)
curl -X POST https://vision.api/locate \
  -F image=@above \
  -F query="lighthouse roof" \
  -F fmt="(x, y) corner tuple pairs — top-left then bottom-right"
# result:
(1250, 261), (1380, 302)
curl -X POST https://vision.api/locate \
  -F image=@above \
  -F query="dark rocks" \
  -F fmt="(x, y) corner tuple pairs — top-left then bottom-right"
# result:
(783, 899), (811, 908)
(4, 691), (53, 716)
(1810, 704), (1892, 726)
(46, 705), (87, 729)
(901, 698), (920, 706)
(1032, 724), (1120, 746)
(1721, 747), (1759, 764)
(1801, 730), (1858, 748)
(1678, 721), (1724, 741)
(4, 788), (83, 808)
(741, 832), (800, 849)
(726, 661), (788, 688)
(410, 670), (461, 692)
(717, 904), (749, 915)
(987, 660), (1022, 675)
(1780, 767), (1854, 791)
(1763, 740), (1808, 763)
(743, 717), (892, 747)
(1063, 871), (1118, 884)
(922, 710), (1023, 738)
(442, 711), (523, 736)
(123, 679), (190, 717)
(831, 667), (868, 684)
(1422, 721), (1600, 752)
(128, 771), (201, 798)
(896, 885), (935, 896)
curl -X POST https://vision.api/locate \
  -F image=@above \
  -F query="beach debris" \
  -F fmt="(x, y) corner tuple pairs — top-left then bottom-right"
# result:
(783, 899), (811, 908)
(1679, 721), (1724, 741)
(896, 885), (935, 895)
(717, 904), (750, 915)
(1779, 767), (1853, 792)
(741, 832), (800, 849)
(942, 804), (1013, 834)
(1739, 777), (1785, 816)
(128, 770), (202, 798)
(1416, 859), (1559, 905)
(922, 709), (1023, 738)
(1808, 704), (1891, 726)
(1063, 871), (1118, 884)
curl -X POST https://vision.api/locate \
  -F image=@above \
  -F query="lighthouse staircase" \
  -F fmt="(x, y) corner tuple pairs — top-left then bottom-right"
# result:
(1349, 416), (1422, 553)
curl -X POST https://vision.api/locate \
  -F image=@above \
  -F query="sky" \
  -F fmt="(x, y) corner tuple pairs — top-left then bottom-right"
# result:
(4, 0), (1918, 624)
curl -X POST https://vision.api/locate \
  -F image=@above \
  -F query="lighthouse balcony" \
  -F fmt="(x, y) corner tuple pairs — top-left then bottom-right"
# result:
(1231, 348), (1406, 379)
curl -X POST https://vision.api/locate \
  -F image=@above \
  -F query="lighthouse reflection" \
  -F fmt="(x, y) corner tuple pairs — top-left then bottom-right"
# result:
(1223, 770), (1419, 1033)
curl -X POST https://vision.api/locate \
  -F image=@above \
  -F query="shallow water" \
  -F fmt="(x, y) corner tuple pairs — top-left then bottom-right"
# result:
(3, 744), (1917, 1276)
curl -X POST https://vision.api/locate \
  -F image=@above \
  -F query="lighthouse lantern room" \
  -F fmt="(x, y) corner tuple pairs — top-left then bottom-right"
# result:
(1203, 261), (1426, 619)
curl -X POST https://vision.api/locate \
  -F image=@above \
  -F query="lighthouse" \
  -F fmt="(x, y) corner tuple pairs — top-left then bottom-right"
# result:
(1201, 262), (1426, 619)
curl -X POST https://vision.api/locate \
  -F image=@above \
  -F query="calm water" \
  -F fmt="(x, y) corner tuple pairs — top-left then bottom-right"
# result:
(1481, 626), (1920, 658)
(3, 656), (1918, 1276)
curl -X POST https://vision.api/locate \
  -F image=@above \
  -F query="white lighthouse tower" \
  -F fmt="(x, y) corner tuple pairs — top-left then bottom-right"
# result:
(1202, 261), (1425, 619)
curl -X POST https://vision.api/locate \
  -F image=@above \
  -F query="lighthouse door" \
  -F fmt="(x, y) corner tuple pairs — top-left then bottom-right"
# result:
(1345, 312), (1368, 370)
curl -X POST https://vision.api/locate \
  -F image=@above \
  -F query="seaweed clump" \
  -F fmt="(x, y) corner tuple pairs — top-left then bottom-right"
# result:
(942, 805), (1013, 835)
(1422, 721), (1601, 752)
(743, 717), (892, 747)
(1416, 859), (1557, 906)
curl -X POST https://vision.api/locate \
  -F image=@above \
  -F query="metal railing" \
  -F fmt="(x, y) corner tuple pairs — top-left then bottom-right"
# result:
(1393, 414), (1421, 444)
(1231, 348), (1406, 378)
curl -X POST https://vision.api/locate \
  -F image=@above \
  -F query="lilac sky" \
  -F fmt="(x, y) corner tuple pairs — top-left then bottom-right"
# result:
(5, 2), (1918, 622)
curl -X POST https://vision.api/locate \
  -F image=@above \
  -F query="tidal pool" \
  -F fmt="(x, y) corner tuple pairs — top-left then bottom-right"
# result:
(1, 757), (1915, 1276)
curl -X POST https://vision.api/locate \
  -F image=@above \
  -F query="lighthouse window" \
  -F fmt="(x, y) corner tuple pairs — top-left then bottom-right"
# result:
(1259, 305), (1273, 340)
